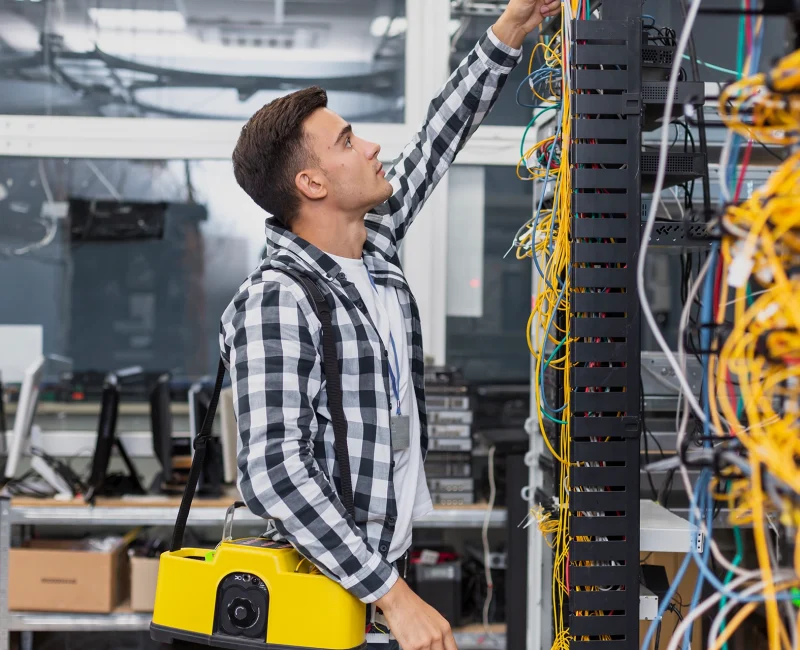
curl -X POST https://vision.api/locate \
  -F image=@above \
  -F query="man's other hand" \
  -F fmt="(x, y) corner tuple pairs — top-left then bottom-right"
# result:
(374, 578), (457, 650)
(493, 0), (562, 49)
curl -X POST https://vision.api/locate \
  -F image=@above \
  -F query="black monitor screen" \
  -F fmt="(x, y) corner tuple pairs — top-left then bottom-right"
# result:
(150, 374), (173, 481)
(191, 386), (212, 438)
(86, 378), (120, 501)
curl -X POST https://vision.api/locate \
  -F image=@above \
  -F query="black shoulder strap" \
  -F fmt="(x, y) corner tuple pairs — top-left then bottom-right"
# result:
(286, 271), (356, 523)
(170, 271), (354, 552)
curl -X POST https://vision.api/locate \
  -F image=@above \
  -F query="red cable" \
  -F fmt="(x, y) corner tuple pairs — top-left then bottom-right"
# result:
(733, 141), (754, 203)
(745, 0), (752, 60)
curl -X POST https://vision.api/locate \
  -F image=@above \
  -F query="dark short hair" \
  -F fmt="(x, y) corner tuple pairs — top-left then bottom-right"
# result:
(232, 86), (328, 227)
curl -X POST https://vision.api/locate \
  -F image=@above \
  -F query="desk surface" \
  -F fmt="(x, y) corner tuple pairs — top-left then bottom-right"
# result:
(4, 494), (507, 529)
(5, 498), (695, 550)
(9, 494), (496, 510)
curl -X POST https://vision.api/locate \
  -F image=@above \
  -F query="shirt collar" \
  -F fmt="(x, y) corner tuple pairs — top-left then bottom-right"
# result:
(264, 216), (408, 291)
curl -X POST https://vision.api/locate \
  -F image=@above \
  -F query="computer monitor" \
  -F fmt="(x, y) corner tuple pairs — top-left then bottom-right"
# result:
(188, 380), (223, 497)
(188, 380), (210, 456)
(3, 355), (45, 482)
(219, 387), (237, 485)
(4, 355), (76, 497)
(150, 373), (173, 483)
(84, 368), (146, 504)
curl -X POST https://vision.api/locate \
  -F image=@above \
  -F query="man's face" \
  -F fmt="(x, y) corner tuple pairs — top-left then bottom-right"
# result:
(301, 107), (393, 216)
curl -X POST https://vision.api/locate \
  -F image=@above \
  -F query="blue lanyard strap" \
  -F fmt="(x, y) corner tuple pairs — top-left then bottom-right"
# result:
(366, 271), (402, 416)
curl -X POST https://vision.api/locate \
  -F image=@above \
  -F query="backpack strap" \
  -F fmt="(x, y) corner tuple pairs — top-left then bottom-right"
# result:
(170, 270), (353, 552)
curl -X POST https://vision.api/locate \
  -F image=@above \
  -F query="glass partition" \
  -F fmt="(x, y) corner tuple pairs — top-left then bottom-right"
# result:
(0, 156), (264, 380)
(0, 0), (407, 122)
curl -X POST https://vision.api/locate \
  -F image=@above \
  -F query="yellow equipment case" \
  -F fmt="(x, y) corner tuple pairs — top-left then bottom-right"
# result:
(150, 271), (367, 650)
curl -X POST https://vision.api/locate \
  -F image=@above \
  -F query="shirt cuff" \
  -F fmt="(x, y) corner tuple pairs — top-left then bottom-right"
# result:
(340, 551), (400, 604)
(480, 25), (524, 73)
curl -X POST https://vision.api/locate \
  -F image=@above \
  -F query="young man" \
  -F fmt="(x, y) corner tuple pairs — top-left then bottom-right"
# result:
(220, 2), (559, 649)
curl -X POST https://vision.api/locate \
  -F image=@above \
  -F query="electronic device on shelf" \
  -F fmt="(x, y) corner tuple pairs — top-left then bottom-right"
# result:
(188, 380), (224, 498)
(3, 355), (79, 498)
(84, 366), (147, 504)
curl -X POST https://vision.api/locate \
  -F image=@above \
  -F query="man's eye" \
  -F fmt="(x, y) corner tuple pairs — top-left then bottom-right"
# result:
(345, 137), (352, 148)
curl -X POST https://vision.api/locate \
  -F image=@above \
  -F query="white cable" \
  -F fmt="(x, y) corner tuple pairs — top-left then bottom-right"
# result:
(636, 0), (711, 427)
(717, 127), (735, 205)
(668, 186), (685, 219)
(663, 570), (776, 650)
(707, 577), (796, 650)
(85, 160), (122, 201)
(10, 161), (58, 256)
(674, 254), (751, 578)
(482, 445), (497, 639)
(38, 160), (54, 205)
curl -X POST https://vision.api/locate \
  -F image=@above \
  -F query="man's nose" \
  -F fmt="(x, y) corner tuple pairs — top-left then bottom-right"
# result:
(366, 141), (381, 159)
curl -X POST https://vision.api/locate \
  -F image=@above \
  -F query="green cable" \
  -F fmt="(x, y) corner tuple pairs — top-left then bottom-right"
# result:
(745, 280), (754, 308)
(521, 104), (559, 161)
(718, 523), (744, 650)
(681, 54), (739, 78)
(736, 4), (745, 80)
(540, 336), (568, 426)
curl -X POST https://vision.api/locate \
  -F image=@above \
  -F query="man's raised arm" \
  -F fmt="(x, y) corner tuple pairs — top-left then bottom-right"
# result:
(375, 0), (560, 245)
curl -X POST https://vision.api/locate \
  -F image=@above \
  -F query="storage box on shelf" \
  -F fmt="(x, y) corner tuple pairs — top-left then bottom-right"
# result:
(8, 534), (133, 614)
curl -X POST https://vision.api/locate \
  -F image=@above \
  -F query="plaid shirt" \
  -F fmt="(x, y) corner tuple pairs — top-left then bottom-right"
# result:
(219, 27), (522, 604)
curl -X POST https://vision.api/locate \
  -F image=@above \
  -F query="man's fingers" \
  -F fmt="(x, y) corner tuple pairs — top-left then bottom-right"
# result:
(429, 629), (445, 650)
(541, 0), (561, 15)
(443, 626), (459, 650)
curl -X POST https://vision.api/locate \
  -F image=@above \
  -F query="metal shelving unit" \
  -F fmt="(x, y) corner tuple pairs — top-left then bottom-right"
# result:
(7, 609), (507, 650)
(0, 496), (508, 650)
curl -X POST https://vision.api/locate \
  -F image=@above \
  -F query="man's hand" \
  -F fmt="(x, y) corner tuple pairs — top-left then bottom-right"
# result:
(375, 578), (457, 650)
(493, 0), (562, 49)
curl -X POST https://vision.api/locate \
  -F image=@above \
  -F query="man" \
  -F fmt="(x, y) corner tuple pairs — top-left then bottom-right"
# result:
(220, 1), (560, 649)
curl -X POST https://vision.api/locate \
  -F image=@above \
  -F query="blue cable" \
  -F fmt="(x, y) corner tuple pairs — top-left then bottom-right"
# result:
(646, 19), (775, 650)
(641, 547), (694, 650)
(516, 68), (562, 109)
(686, 475), (797, 602)
(539, 279), (569, 416)
(681, 241), (719, 648)
(532, 119), (563, 288)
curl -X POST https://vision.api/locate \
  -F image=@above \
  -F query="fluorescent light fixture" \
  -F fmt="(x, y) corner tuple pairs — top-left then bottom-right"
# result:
(88, 8), (186, 32)
(370, 15), (407, 38)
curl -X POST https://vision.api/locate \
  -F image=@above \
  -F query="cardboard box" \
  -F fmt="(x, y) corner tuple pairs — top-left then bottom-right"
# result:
(130, 555), (161, 612)
(9, 536), (131, 613)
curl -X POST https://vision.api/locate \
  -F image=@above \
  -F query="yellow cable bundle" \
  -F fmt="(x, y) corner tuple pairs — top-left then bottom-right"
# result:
(718, 48), (800, 145)
(711, 148), (800, 648)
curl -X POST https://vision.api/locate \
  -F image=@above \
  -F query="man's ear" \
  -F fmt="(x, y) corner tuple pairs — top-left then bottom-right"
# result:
(295, 169), (328, 201)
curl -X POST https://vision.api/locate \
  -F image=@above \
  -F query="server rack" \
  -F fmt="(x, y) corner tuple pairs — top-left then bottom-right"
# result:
(528, 3), (645, 649)
(568, 3), (642, 647)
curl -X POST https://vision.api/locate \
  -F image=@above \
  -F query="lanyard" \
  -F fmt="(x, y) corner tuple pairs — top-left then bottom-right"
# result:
(366, 271), (402, 416)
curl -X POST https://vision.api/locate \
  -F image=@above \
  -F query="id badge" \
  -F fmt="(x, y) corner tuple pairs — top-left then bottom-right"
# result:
(390, 415), (410, 450)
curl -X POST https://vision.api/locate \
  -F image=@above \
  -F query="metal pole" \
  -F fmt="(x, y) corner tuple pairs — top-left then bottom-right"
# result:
(0, 497), (11, 650)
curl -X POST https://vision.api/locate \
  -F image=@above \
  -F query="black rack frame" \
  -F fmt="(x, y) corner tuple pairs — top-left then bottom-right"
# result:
(568, 3), (642, 648)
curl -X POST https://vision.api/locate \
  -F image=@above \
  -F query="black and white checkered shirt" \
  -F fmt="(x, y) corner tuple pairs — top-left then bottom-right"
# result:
(219, 26), (522, 604)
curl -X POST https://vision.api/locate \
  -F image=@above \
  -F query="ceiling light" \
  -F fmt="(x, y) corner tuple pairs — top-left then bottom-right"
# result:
(87, 8), (186, 32)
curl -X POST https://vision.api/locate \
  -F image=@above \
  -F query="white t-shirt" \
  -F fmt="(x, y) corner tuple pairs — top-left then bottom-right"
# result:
(329, 253), (433, 561)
